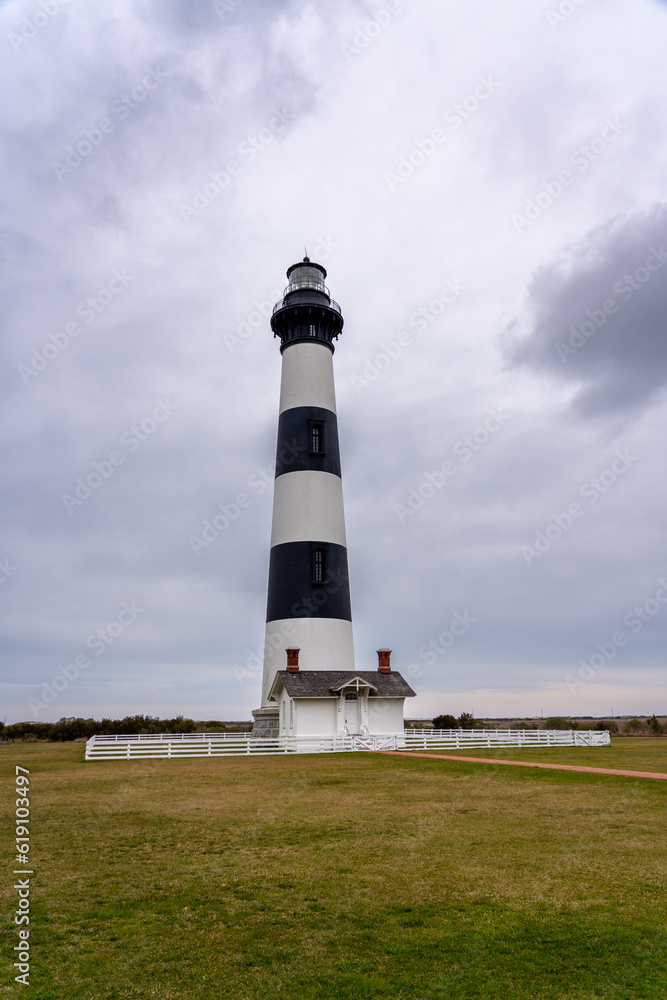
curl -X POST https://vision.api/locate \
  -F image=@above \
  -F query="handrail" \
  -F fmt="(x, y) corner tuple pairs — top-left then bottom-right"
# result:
(272, 294), (342, 317)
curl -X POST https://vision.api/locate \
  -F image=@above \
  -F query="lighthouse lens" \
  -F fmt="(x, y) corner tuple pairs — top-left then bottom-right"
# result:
(288, 265), (326, 293)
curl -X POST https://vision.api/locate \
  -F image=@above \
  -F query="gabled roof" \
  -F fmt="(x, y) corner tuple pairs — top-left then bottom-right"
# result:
(268, 670), (416, 701)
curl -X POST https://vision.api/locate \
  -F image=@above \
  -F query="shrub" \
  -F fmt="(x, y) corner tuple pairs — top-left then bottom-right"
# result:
(596, 720), (619, 734)
(648, 714), (663, 735)
(197, 721), (228, 732)
(432, 714), (458, 730)
(545, 717), (569, 730)
(458, 712), (478, 730)
(1, 721), (55, 741)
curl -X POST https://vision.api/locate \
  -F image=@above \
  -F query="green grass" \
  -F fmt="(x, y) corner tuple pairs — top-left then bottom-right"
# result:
(1, 738), (666, 999)
(410, 736), (667, 772)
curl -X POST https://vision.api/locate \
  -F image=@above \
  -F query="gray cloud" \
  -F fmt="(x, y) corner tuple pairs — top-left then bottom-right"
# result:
(505, 204), (667, 418)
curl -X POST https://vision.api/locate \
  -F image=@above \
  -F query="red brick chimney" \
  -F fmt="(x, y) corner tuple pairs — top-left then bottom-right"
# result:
(286, 648), (300, 672)
(377, 649), (392, 674)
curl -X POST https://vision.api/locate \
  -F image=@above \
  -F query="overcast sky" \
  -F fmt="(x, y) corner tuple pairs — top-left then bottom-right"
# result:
(2, 0), (667, 724)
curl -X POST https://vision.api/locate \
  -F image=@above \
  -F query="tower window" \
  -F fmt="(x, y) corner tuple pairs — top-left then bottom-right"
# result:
(310, 421), (324, 455)
(312, 547), (325, 584)
(309, 323), (317, 337)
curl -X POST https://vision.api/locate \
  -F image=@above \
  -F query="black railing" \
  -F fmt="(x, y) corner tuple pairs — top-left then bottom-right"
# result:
(272, 295), (342, 317)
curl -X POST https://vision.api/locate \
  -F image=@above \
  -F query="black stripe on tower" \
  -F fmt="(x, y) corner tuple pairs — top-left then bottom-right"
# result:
(275, 406), (341, 478)
(266, 542), (352, 621)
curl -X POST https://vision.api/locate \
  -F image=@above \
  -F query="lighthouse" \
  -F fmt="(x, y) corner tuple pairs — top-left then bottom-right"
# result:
(251, 257), (414, 740)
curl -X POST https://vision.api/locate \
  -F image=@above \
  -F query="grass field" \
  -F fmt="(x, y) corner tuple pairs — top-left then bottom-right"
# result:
(401, 740), (667, 772)
(2, 738), (666, 999)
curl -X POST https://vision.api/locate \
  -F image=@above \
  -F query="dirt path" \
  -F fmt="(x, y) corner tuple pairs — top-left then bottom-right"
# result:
(378, 751), (667, 780)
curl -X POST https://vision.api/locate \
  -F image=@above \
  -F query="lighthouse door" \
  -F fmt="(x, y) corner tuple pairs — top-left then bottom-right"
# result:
(344, 692), (360, 734)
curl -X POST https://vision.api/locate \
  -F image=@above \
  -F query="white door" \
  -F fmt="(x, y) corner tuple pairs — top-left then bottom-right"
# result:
(344, 693), (360, 734)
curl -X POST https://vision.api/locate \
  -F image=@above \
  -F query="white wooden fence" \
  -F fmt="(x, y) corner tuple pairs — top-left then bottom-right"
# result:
(85, 727), (610, 760)
(403, 728), (610, 748)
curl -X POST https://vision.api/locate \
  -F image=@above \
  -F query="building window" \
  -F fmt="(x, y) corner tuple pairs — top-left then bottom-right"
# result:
(310, 421), (324, 455)
(344, 692), (358, 701)
(309, 323), (317, 337)
(289, 699), (294, 728)
(312, 547), (325, 584)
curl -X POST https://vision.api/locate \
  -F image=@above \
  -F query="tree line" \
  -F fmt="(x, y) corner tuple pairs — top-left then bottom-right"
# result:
(0, 716), (251, 742)
(425, 713), (665, 735)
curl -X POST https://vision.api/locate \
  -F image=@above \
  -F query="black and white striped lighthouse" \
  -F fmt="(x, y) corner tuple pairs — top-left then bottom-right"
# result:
(252, 257), (355, 737)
